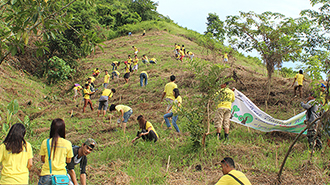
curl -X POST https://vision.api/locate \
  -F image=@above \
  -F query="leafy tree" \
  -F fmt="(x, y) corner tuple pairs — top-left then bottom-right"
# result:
(46, 56), (75, 84)
(128, 0), (159, 21)
(205, 13), (226, 42)
(226, 11), (306, 98)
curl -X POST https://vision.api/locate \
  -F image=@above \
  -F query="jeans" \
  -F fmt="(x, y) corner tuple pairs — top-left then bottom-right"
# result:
(38, 175), (52, 185)
(140, 73), (148, 87)
(164, 112), (179, 132)
(123, 109), (133, 122)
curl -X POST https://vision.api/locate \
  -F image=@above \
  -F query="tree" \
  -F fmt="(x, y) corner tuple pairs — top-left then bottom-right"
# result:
(226, 11), (306, 99)
(205, 13), (226, 42)
(128, 0), (159, 21)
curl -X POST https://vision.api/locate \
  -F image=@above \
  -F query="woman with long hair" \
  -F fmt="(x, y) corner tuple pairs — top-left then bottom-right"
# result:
(0, 123), (33, 184)
(131, 115), (158, 143)
(38, 118), (73, 185)
(163, 88), (182, 133)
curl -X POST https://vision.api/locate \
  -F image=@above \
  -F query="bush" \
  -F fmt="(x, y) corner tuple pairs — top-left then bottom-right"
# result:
(46, 56), (75, 84)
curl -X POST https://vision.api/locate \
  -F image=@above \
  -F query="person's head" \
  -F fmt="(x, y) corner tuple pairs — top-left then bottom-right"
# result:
(220, 157), (235, 175)
(174, 43), (177, 46)
(50, 118), (66, 158)
(3, 123), (26, 154)
(128, 55), (131, 58)
(96, 68), (98, 70)
(182, 45), (184, 47)
(111, 88), (116, 93)
(87, 78), (91, 82)
(221, 82), (229, 88)
(170, 75), (176, 82)
(299, 70), (303, 74)
(137, 115), (147, 129)
(85, 84), (89, 88)
(321, 83), (326, 92)
(105, 70), (108, 74)
(173, 88), (180, 99)
(187, 51), (189, 53)
(109, 104), (116, 111)
(81, 138), (96, 156)
(135, 55), (138, 58)
(143, 55), (146, 57)
(132, 46), (134, 48)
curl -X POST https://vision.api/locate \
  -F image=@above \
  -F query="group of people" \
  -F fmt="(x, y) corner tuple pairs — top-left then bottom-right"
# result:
(0, 119), (96, 185)
(174, 43), (194, 62)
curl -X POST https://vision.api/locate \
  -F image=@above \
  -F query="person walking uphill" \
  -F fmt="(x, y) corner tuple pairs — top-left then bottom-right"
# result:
(161, 75), (178, 112)
(66, 138), (96, 185)
(140, 71), (148, 87)
(215, 157), (251, 185)
(132, 115), (159, 143)
(214, 82), (235, 141)
(164, 88), (182, 132)
(109, 104), (133, 134)
(97, 88), (116, 117)
(292, 69), (305, 98)
(83, 84), (96, 113)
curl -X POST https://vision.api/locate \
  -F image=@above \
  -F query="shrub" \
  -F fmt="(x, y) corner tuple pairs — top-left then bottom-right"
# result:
(46, 56), (75, 84)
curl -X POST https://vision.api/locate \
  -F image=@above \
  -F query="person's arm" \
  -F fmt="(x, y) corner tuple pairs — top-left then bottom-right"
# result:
(27, 158), (33, 170)
(161, 92), (166, 102)
(301, 101), (312, 110)
(292, 78), (297, 86)
(120, 109), (124, 122)
(131, 136), (140, 143)
(68, 169), (79, 185)
(88, 91), (95, 95)
(66, 157), (72, 163)
(80, 173), (86, 185)
(41, 155), (45, 163)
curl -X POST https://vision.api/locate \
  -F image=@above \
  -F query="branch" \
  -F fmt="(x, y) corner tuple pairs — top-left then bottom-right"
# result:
(0, 51), (11, 65)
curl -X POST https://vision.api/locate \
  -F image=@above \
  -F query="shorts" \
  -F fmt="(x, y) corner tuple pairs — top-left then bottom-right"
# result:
(180, 55), (184, 60)
(214, 108), (231, 129)
(98, 101), (109, 111)
(142, 33), (145, 36)
(123, 109), (133, 122)
(134, 51), (138, 55)
(73, 89), (78, 97)
(294, 85), (302, 90)
(224, 58), (228, 62)
(190, 54), (194, 60)
(132, 64), (138, 70)
(124, 73), (130, 79)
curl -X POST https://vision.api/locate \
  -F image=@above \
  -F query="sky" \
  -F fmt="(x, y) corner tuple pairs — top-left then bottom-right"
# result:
(156, 0), (320, 72)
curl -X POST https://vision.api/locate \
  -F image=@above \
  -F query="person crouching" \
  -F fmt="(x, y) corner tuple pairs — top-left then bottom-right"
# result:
(131, 115), (159, 143)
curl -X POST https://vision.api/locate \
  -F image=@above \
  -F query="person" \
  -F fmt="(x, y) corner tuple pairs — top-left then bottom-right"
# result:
(123, 61), (130, 84)
(142, 29), (146, 36)
(109, 104), (133, 134)
(66, 138), (96, 185)
(174, 43), (179, 57)
(161, 75), (178, 112)
(292, 69), (305, 98)
(215, 157), (252, 185)
(103, 70), (110, 88)
(97, 88), (116, 117)
(214, 82), (235, 141)
(39, 118), (73, 185)
(140, 71), (148, 87)
(131, 115), (158, 143)
(93, 68), (100, 77)
(142, 55), (149, 64)
(175, 49), (181, 60)
(127, 55), (133, 65)
(86, 76), (96, 92)
(149, 57), (157, 64)
(132, 46), (139, 55)
(0, 123), (33, 185)
(181, 45), (186, 54)
(83, 83), (96, 113)
(112, 70), (120, 80)
(224, 52), (228, 63)
(179, 49), (185, 62)
(164, 88), (182, 132)
(111, 61), (120, 70)
(132, 55), (139, 72)
(128, 32), (132, 36)
(301, 92), (322, 150)
(187, 51), (194, 61)
(73, 84), (82, 100)
(320, 83), (328, 106)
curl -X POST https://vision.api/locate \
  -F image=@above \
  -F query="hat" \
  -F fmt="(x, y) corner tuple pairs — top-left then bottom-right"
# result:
(84, 138), (96, 149)
(75, 83), (80, 87)
(321, 83), (326, 88)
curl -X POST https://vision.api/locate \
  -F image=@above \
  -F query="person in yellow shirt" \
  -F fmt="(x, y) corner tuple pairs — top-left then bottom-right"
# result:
(142, 29), (146, 36)
(224, 52), (228, 63)
(97, 88), (116, 117)
(73, 84), (82, 100)
(110, 104), (133, 134)
(181, 45), (186, 54)
(111, 61), (120, 70)
(174, 43), (179, 57)
(0, 123), (33, 185)
(292, 70), (305, 98)
(132, 55), (139, 72)
(112, 70), (120, 80)
(127, 55), (133, 65)
(215, 157), (252, 185)
(123, 61), (131, 84)
(142, 55), (149, 64)
(149, 57), (157, 64)
(39, 118), (73, 185)
(83, 84), (96, 113)
(132, 46), (139, 55)
(179, 50), (185, 62)
(187, 51), (194, 61)
(93, 68), (100, 77)
(161, 75), (178, 112)
(140, 71), (148, 87)
(214, 82), (235, 141)
(132, 115), (159, 143)
(103, 70), (111, 88)
(164, 88), (182, 132)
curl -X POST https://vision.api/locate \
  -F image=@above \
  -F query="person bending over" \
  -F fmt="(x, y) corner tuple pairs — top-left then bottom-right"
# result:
(132, 115), (159, 143)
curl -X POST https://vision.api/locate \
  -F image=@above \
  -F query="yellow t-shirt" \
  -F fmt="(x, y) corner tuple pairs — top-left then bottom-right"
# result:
(83, 88), (91, 99)
(125, 64), (130, 73)
(143, 56), (149, 62)
(145, 121), (158, 138)
(113, 61), (118, 65)
(217, 88), (235, 110)
(73, 86), (82, 91)
(104, 74), (110, 83)
(150, 58), (156, 61)
(115, 105), (132, 115)
(164, 82), (178, 100)
(180, 50), (185, 56)
(102, 89), (113, 98)
(175, 45), (180, 50)
(141, 71), (148, 78)
(90, 77), (96, 83)
(127, 58), (132, 65)
(224, 53), (228, 59)
(188, 51), (193, 55)
(0, 142), (33, 184)
(215, 170), (252, 185)
(172, 96), (182, 113)
(93, 69), (100, 74)
(113, 70), (120, 76)
(134, 47), (138, 52)
(39, 138), (73, 176)
(295, 74), (304, 86)
(133, 58), (139, 65)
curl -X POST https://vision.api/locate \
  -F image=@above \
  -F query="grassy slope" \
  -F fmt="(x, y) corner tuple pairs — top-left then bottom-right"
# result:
(0, 30), (329, 185)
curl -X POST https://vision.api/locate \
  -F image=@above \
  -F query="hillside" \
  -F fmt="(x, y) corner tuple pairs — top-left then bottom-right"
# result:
(0, 30), (328, 185)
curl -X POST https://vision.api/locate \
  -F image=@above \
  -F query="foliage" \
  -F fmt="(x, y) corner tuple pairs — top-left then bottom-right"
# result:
(280, 67), (297, 78)
(205, 13), (226, 43)
(46, 56), (76, 84)
(4, 100), (19, 135)
(18, 115), (34, 137)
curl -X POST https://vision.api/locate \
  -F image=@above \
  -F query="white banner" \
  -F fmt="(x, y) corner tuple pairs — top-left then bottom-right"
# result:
(230, 89), (306, 134)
